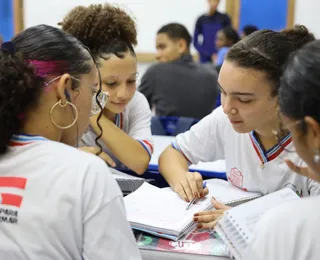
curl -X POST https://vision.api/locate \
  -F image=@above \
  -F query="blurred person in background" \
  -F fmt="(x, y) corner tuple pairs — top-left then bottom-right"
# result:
(193, 0), (231, 64)
(139, 23), (218, 120)
(241, 25), (259, 39)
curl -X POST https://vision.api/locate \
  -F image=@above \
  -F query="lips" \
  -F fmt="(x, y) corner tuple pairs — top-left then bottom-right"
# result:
(229, 119), (243, 124)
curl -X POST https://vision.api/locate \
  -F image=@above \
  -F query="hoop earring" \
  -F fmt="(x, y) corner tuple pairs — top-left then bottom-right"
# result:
(314, 148), (320, 164)
(50, 99), (78, 129)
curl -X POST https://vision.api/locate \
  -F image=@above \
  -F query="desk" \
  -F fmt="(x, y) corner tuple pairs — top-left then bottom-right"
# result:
(150, 135), (226, 179)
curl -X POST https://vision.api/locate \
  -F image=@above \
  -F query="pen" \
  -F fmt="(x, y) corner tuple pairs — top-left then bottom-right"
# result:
(186, 181), (207, 210)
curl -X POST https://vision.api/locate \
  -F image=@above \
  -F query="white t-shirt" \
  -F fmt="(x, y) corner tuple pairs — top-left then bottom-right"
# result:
(244, 195), (320, 260)
(82, 91), (153, 170)
(0, 134), (141, 260)
(173, 106), (320, 196)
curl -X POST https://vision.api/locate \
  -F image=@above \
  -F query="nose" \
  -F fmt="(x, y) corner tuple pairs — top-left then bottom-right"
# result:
(221, 95), (236, 115)
(155, 50), (162, 61)
(116, 84), (130, 101)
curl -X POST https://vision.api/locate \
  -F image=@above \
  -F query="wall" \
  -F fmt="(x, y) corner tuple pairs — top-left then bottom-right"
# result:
(24, 0), (226, 53)
(294, 0), (320, 38)
(0, 0), (13, 41)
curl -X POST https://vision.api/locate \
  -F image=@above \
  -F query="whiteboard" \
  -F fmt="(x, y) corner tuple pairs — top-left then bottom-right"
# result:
(24, 0), (226, 53)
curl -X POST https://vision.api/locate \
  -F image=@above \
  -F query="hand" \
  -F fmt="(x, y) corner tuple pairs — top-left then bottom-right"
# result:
(173, 171), (209, 202)
(79, 146), (116, 167)
(193, 197), (231, 229)
(285, 159), (318, 180)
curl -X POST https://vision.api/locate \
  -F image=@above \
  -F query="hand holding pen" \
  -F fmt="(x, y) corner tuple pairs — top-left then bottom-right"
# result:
(186, 182), (207, 210)
(173, 171), (209, 202)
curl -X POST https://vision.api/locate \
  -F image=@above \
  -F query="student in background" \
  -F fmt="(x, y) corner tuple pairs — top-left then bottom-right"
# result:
(60, 4), (153, 174)
(194, 0), (231, 64)
(241, 25), (259, 39)
(159, 25), (320, 229)
(139, 23), (218, 120)
(0, 25), (140, 259)
(243, 40), (320, 260)
(214, 26), (240, 69)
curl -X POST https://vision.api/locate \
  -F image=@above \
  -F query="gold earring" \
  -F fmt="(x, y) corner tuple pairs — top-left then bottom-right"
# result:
(50, 99), (78, 129)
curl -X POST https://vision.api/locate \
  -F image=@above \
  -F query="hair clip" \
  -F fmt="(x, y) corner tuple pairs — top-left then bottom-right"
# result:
(1, 41), (17, 54)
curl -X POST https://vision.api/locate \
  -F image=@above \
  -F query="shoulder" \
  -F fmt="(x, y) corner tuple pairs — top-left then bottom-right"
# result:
(127, 91), (150, 112)
(39, 140), (108, 173)
(247, 196), (320, 259)
(144, 62), (169, 76)
(196, 15), (206, 22)
(253, 196), (320, 244)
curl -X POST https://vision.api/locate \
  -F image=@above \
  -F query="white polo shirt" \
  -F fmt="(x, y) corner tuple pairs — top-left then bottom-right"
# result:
(82, 91), (154, 170)
(243, 195), (320, 260)
(173, 106), (320, 196)
(0, 134), (141, 260)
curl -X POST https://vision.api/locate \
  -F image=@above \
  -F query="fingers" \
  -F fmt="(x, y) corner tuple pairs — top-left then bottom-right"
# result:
(211, 197), (231, 210)
(196, 219), (220, 230)
(98, 152), (116, 168)
(181, 178), (194, 202)
(175, 183), (189, 202)
(284, 159), (310, 177)
(193, 172), (205, 197)
(193, 210), (225, 223)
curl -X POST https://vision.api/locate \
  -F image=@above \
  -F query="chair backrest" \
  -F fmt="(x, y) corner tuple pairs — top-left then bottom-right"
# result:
(151, 116), (199, 136)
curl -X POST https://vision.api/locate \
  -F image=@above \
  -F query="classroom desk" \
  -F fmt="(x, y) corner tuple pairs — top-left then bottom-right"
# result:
(150, 135), (227, 179)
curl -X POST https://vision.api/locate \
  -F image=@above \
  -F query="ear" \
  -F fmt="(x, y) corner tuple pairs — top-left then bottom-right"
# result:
(56, 74), (72, 102)
(304, 116), (320, 149)
(177, 39), (188, 54)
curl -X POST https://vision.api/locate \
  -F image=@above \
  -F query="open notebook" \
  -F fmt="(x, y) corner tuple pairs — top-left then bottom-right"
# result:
(124, 179), (261, 241)
(215, 188), (301, 260)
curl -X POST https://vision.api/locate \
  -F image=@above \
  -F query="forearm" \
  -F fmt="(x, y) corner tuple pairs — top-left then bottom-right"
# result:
(159, 146), (189, 189)
(91, 117), (150, 174)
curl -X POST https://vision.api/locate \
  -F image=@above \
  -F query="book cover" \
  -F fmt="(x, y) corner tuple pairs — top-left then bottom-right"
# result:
(137, 229), (230, 257)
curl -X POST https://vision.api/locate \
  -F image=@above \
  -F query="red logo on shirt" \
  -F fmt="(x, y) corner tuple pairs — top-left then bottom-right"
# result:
(0, 177), (27, 208)
(229, 168), (244, 189)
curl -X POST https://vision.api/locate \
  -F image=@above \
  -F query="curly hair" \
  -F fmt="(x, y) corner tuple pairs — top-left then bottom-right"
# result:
(59, 4), (137, 58)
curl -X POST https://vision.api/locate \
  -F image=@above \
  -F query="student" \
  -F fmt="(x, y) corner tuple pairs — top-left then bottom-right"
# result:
(243, 40), (320, 260)
(194, 0), (231, 63)
(241, 25), (259, 39)
(214, 26), (240, 67)
(159, 25), (320, 229)
(139, 23), (218, 120)
(0, 25), (141, 259)
(60, 4), (153, 175)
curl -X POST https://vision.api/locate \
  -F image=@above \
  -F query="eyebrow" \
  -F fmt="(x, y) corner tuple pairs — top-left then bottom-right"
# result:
(218, 84), (255, 96)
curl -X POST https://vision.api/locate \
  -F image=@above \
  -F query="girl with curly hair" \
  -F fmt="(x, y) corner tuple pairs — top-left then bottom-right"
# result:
(60, 4), (153, 175)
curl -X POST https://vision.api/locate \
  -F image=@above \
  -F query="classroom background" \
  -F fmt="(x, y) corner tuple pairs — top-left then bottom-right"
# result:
(0, 0), (318, 80)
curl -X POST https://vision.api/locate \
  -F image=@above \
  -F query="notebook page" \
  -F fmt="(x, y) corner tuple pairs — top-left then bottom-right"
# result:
(124, 182), (212, 232)
(223, 188), (300, 239)
(206, 179), (261, 204)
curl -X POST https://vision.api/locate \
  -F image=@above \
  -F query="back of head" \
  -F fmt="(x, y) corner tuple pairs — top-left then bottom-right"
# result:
(226, 25), (315, 96)
(279, 40), (320, 122)
(157, 23), (192, 49)
(221, 26), (240, 45)
(242, 25), (259, 37)
(0, 24), (92, 155)
(59, 4), (137, 59)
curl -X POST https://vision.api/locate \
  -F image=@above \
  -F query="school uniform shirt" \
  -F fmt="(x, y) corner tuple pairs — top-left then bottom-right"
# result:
(172, 106), (320, 196)
(243, 195), (320, 260)
(81, 91), (153, 170)
(0, 134), (141, 260)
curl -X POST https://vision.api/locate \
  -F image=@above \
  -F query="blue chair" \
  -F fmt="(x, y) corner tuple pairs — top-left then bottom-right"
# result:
(151, 116), (199, 136)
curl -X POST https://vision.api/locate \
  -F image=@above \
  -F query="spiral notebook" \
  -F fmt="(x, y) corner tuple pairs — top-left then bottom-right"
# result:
(215, 188), (301, 260)
(124, 180), (262, 241)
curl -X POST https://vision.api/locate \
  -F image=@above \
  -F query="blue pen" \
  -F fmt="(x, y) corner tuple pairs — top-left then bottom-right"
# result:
(186, 182), (207, 210)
